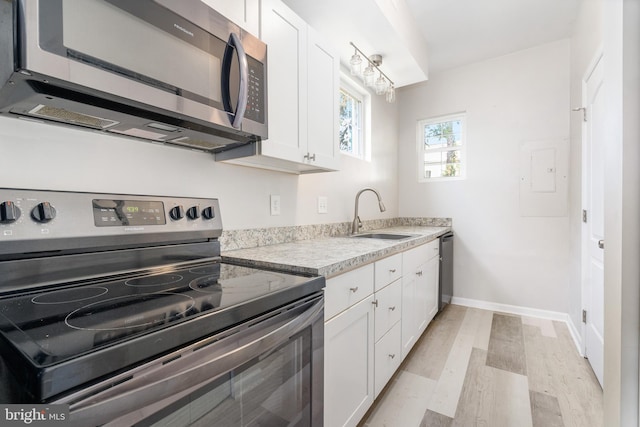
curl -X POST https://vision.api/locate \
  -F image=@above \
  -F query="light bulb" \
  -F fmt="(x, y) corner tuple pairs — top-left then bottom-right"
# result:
(363, 65), (375, 87)
(350, 52), (362, 76)
(386, 84), (395, 103)
(375, 74), (387, 95)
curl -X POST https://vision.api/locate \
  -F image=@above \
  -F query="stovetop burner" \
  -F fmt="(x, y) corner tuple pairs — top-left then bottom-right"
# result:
(65, 293), (196, 331)
(31, 287), (109, 305)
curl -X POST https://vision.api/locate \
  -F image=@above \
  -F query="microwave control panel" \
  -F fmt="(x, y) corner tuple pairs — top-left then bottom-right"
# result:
(244, 57), (265, 124)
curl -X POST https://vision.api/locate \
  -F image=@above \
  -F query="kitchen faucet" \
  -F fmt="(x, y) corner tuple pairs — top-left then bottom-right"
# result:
(351, 188), (386, 234)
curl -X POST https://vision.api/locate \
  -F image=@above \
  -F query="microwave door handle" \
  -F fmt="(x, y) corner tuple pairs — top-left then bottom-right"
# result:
(222, 33), (249, 129)
(61, 298), (323, 427)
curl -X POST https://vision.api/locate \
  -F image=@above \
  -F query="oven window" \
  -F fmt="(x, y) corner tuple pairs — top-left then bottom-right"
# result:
(136, 329), (312, 426)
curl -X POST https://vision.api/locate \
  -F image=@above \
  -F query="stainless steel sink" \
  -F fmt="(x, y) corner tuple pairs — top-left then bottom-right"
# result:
(351, 233), (414, 240)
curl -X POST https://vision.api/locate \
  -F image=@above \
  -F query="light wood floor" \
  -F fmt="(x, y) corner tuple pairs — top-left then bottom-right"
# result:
(359, 304), (603, 427)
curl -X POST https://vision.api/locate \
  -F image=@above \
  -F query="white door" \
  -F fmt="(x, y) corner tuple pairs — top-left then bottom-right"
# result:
(581, 53), (604, 387)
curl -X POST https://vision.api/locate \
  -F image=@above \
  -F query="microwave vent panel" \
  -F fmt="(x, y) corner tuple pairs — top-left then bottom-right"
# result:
(27, 104), (119, 129)
(169, 136), (229, 151)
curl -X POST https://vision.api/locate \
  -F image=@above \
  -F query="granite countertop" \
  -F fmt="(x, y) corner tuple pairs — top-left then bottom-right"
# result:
(222, 226), (451, 278)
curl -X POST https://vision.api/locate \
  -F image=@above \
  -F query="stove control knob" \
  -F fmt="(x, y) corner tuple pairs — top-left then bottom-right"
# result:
(202, 206), (215, 220)
(0, 201), (21, 223)
(31, 202), (56, 223)
(169, 205), (185, 221)
(186, 206), (200, 220)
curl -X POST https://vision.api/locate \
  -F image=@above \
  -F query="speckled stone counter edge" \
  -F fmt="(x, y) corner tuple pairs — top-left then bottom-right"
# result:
(220, 217), (451, 251)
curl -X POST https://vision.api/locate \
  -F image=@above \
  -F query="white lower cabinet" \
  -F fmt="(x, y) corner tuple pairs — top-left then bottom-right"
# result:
(325, 239), (441, 426)
(325, 295), (375, 427)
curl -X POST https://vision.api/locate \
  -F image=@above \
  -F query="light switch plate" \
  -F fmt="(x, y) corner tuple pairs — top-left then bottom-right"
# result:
(318, 196), (328, 214)
(270, 195), (281, 216)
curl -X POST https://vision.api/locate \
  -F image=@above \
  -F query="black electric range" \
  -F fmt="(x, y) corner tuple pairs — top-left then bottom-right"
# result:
(0, 189), (324, 404)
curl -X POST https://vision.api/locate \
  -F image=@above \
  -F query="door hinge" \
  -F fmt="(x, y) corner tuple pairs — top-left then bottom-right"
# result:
(582, 209), (587, 223)
(582, 309), (587, 323)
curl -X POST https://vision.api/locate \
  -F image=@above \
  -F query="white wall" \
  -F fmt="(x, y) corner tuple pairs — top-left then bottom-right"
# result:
(397, 40), (571, 313)
(0, 93), (397, 230)
(298, 92), (398, 224)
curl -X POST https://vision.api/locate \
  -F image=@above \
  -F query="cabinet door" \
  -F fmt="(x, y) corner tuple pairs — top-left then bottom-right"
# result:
(325, 296), (375, 427)
(374, 322), (402, 398)
(401, 273), (416, 360)
(425, 253), (440, 325)
(306, 26), (339, 170)
(260, 0), (307, 162)
(414, 260), (430, 335)
(200, 0), (260, 35)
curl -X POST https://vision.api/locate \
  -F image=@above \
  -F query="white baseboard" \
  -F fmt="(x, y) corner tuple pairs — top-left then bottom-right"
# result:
(451, 296), (584, 355)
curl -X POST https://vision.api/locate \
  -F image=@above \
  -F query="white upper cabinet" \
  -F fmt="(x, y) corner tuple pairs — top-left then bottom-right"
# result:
(260, 0), (307, 164)
(200, 0), (260, 35)
(219, 0), (340, 173)
(305, 26), (339, 170)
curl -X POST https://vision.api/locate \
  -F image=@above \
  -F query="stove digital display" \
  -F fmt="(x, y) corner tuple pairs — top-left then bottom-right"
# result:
(92, 199), (166, 226)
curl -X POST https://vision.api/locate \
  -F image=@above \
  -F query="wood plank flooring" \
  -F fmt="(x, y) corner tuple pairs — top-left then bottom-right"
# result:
(359, 304), (603, 427)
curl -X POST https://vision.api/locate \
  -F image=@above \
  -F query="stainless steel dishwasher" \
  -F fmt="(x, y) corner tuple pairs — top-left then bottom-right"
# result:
(439, 232), (454, 312)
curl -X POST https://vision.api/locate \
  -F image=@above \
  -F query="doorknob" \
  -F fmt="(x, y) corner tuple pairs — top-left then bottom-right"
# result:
(598, 240), (604, 249)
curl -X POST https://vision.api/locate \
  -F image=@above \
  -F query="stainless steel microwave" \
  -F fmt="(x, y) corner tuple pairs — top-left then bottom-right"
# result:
(0, 0), (267, 152)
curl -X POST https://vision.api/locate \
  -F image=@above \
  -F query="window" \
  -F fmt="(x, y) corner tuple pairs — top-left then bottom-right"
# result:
(417, 113), (466, 181)
(339, 76), (370, 160)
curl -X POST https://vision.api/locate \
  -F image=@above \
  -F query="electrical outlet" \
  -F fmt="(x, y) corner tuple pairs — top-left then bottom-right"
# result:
(270, 195), (281, 216)
(317, 196), (328, 214)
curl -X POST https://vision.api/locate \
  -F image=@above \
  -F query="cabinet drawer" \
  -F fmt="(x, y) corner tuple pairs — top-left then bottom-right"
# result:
(403, 239), (440, 272)
(374, 253), (402, 291)
(325, 264), (374, 320)
(402, 244), (429, 273)
(425, 238), (440, 260)
(374, 279), (402, 342)
(374, 321), (402, 398)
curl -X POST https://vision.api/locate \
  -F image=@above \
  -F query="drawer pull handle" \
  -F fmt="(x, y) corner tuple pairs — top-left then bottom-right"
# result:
(416, 271), (423, 276)
(349, 287), (359, 293)
(389, 354), (395, 359)
(389, 268), (397, 273)
(389, 306), (396, 311)
(372, 300), (378, 307)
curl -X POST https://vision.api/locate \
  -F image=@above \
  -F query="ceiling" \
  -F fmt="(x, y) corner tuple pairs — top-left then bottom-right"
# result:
(283, 0), (581, 87)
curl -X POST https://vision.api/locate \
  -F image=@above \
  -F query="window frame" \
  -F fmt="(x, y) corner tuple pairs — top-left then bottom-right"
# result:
(416, 112), (467, 182)
(339, 73), (371, 161)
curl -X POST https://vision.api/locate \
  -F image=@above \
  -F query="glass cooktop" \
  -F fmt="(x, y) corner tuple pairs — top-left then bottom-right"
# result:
(0, 262), (316, 368)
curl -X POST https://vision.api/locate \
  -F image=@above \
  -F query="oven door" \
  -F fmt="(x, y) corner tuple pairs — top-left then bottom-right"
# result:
(55, 293), (323, 427)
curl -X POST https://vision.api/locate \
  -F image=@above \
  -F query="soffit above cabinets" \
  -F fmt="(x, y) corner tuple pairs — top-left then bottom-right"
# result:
(283, 0), (580, 85)
(282, 0), (429, 88)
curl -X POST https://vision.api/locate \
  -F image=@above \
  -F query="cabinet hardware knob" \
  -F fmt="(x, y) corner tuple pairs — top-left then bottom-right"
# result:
(372, 300), (378, 307)
(349, 287), (358, 293)
(304, 152), (316, 162)
(416, 271), (423, 276)
(389, 306), (396, 311)
(389, 268), (396, 273)
(598, 240), (604, 249)
(389, 354), (395, 359)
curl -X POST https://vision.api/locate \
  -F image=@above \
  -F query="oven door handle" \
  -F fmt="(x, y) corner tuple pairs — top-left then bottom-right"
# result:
(58, 297), (323, 427)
